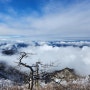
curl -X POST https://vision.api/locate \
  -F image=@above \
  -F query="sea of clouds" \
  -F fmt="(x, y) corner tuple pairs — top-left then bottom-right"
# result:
(0, 39), (90, 76)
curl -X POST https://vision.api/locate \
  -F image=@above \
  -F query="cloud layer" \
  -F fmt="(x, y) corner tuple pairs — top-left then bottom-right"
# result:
(1, 40), (90, 75)
(0, 0), (90, 40)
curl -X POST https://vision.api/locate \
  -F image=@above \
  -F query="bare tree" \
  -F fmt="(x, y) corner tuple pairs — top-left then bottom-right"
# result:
(18, 52), (43, 90)
(18, 52), (56, 90)
(18, 52), (34, 90)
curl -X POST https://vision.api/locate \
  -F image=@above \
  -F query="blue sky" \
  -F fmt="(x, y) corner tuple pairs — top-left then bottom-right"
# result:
(0, 0), (90, 40)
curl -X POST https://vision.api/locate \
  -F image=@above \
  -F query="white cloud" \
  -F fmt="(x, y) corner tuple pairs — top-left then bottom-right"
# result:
(1, 42), (90, 75)
(0, 0), (90, 40)
(20, 45), (90, 75)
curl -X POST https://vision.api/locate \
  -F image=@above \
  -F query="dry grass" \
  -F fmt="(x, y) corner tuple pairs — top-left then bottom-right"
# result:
(0, 83), (90, 90)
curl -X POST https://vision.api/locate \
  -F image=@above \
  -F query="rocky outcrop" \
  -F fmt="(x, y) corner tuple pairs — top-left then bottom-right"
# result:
(51, 68), (79, 81)
(42, 68), (79, 83)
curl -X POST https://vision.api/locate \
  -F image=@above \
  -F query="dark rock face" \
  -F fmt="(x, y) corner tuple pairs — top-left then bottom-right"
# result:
(41, 73), (52, 83)
(16, 43), (28, 48)
(2, 49), (16, 55)
(1, 44), (17, 55)
(0, 62), (28, 84)
(1, 42), (29, 55)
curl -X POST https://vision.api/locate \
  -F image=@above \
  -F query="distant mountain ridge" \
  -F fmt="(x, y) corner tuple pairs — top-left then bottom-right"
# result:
(0, 40), (90, 55)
